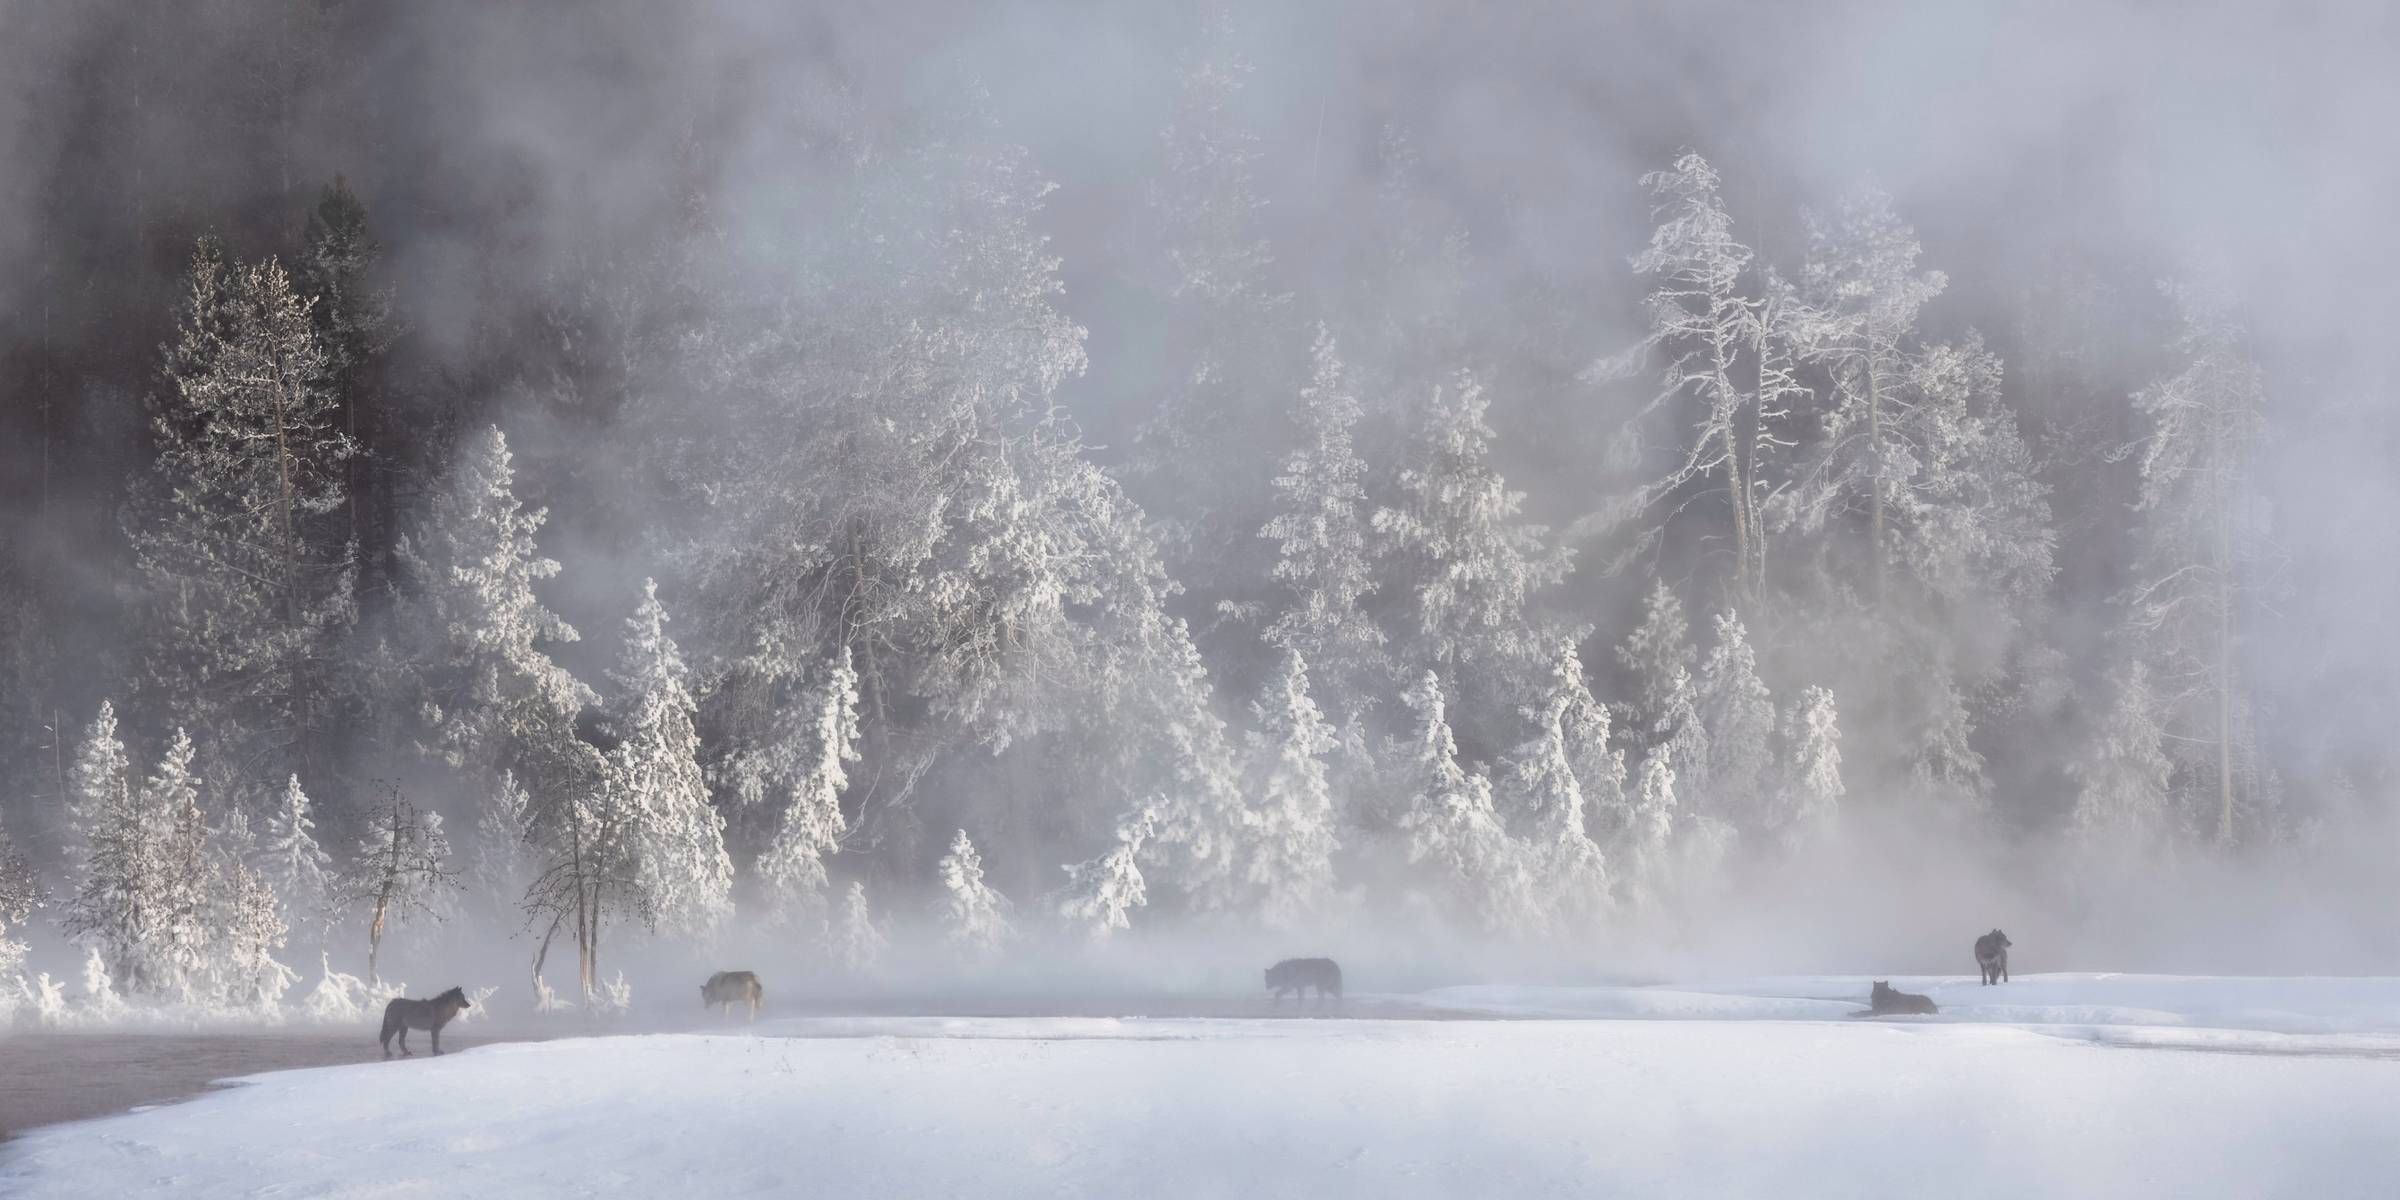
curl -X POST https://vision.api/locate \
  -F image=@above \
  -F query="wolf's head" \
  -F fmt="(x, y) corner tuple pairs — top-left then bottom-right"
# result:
(437, 986), (469, 1008)
(1871, 980), (1892, 997)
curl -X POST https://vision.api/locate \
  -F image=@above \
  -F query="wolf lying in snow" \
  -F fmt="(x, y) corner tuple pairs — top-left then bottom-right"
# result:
(381, 986), (472, 1057)
(1860, 980), (1938, 1016)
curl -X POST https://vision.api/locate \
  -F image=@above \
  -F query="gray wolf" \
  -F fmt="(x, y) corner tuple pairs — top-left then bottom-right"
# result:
(701, 970), (764, 1020)
(1865, 980), (1937, 1016)
(1974, 929), (2011, 985)
(1265, 958), (1342, 1007)
(380, 986), (471, 1057)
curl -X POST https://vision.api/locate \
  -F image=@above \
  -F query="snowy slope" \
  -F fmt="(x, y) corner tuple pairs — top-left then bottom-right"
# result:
(1397, 972), (2400, 1033)
(6, 1012), (2400, 1198)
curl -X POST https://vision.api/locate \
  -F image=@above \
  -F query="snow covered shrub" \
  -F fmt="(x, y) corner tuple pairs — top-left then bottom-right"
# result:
(26, 973), (68, 1028)
(79, 945), (126, 1022)
(448, 986), (500, 1023)
(532, 974), (574, 1013)
(936, 829), (1015, 959)
(595, 970), (632, 1015)
(300, 952), (393, 1024)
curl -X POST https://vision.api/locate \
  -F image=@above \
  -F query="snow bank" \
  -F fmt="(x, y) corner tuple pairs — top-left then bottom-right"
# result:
(1395, 972), (2400, 1033)
(6, 1015), (2398, 1198)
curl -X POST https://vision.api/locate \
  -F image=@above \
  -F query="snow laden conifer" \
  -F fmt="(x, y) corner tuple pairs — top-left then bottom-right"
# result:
(66, 700), (132, 875)
(1243, 652), (1340, 930)
(936, 829), (1015, 959)
(152, 731), (221, 1005)
(1696, 611), (1775, 834)
(1652, 664), (1711, 811)
(1373, 372), (1569, 717)
(263, 774), (334, 939)
(605, 581), (732, 936)
(1586, 152), (1784, 598)
(832, 880), (886, 973)
(1394, 672), (1534, 934)
(1260, 327), (1386, 723)
(129, 238), (356, 793)
(0, 810), (38, 997)
(1778, 686), (1843, 847)
(1617, 579), (1694, 740)
(1621, 752), (1681, 906)
(756, 649), (859, 930)
(1054, 806), (1158, 941)
(62, 709), (160, 994)
(2119, 282), (2270, 846)
(2069, 659), (2176, 852)
(211, 861), (297, 1015)
(1503, 643), (1612, 930)
(395, 425), (591, 771)
(469, 771), (536, 921)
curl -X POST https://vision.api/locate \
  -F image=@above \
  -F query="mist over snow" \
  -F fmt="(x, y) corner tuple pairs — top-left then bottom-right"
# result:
(3, 0), (2400, 1027)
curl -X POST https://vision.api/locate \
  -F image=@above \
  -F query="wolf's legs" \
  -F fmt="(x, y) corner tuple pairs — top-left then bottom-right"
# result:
(396, 1027), (413, 1056)
(432, 1026), (444, 1056)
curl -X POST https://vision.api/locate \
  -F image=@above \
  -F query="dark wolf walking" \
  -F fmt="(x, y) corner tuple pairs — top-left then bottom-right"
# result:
(1975, 929), (2012, 985)
(701, 970), (764, 1020)
(1862, 980), (1938, 1016)
(1265, 958), (1343, 1007)
(381, 986), (472, 1058)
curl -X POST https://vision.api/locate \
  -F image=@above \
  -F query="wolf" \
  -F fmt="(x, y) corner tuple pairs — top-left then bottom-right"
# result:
(1865, 980), (1938, 1016)
(1265, 958), (1343, 1007)
(1975, 929), (2012, 985)
(701, 970), (764, 1020)
(380, 986), (472, 1058)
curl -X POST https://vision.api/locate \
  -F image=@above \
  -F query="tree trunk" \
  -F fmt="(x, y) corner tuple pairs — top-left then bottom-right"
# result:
(1866, 353), (1886, 609)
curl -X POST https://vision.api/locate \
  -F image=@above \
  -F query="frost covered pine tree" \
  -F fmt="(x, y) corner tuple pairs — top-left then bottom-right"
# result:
(1393, 672), (1534, 934)
(394, 424), (593, 772)
(0, 810), (39, 997)
(2119, 282), (2270, 847)
(66, 700), (132, 878)
(339, 787), (458, 984)
(936, 829), (1015, 959)
(1054, 805), (1158, 941)
(1372, 371), (1569, 718)
(211, 860), (297, 1014)
(152, 730), (222, 1005)
(755, 649), (859, 931)
(832, 880), (886, 973)
(1588, 152), (1780, 598)
(1620, 751), (1681, 905)
(1777, 686), (1843, 847)
(1260, 327), (1386, 724)
(469, 771), (536, 920)
(62, 707), (160, 994)
(2069, 659), (2176, 851)
(1617, 578), (1694, 740)
(1789, 184), (1946, 608)
(129, 238), (356, 794)
(1242, 652), (1340, 931)
(1695, 611), (1775, 834)
(1503, 642), (1612, 930)
(262, 774), (334, 939)
(605, 580), (733, 935)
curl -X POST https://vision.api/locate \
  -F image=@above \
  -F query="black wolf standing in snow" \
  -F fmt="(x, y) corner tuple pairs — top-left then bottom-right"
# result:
(701, 970), (764, 1020)
(1974, 929), (2012, 985)
(381, 986), (472, 1058)
(1265, 958), (1343, 1007)
(1864, 980), (1938, 1016)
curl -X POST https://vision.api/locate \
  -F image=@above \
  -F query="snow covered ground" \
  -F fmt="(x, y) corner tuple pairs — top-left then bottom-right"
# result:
(6, 976), (2400, 1198)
